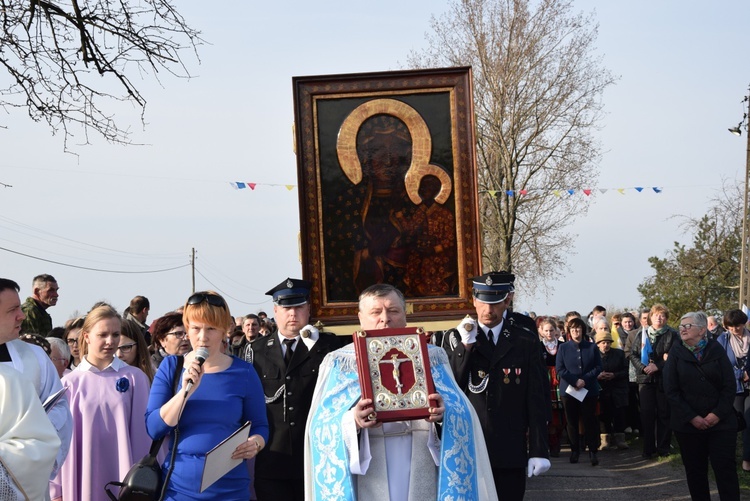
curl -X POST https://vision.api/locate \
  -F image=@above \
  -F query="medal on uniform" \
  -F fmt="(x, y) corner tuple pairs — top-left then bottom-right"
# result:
(515, 368), (522, 384)
(503, 368), (511, 384)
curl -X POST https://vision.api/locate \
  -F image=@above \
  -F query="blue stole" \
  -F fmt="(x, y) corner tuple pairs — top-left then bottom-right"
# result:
(307, 345), (481, 500)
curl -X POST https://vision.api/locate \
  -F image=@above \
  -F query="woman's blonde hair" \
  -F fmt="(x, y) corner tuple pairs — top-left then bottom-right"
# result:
(81, 304), (121, 358)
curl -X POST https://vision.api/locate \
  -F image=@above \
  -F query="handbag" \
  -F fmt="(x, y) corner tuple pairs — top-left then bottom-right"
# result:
(105, 356), (184, 501)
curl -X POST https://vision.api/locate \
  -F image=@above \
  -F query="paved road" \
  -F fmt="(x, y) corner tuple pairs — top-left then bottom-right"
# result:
(524, 445), (750, 500)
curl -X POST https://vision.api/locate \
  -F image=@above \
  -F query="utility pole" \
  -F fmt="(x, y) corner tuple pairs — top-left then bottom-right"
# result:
(191, 247), (196, 293)
(731, 88), (750, 312)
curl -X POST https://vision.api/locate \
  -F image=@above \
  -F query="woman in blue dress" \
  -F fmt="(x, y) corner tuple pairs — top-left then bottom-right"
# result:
(146, 291), (269, 500)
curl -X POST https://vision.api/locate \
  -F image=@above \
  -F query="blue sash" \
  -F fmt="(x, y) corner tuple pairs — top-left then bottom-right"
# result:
(307, 345), (481, 500)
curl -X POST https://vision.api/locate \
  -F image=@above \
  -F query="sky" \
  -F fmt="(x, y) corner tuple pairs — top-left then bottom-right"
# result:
(1, 0), (749, 328)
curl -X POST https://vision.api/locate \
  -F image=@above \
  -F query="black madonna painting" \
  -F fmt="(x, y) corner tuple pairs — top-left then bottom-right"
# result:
(293, 67), (481, 324)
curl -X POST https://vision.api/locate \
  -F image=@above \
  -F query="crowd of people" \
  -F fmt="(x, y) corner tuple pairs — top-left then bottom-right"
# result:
(1, 271), (749, 500)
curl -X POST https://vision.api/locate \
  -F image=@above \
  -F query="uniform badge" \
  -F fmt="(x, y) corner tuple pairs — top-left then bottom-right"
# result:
(485, 275), (493, 286)
(478, 370), (486, 379)
(503, 368), (511, 384)
(286, 279), (294, 288)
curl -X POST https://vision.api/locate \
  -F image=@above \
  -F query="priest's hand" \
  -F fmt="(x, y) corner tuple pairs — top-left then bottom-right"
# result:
(425, 393), (444, 423)
(527, 457), (551, 477)
(353, 398), (381, 430)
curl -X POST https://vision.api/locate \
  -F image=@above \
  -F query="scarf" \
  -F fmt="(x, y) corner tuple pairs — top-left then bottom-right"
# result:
(683, 337), (708, 360)
(729, 328), (750, 360)
(543, 339), (558, 355)
(641, 330), (653, 366)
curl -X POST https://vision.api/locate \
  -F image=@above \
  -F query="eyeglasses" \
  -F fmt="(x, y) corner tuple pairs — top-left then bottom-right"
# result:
(116, 343), (137, 353)
(166, 330), (188, 338)
(679, 323), (697, 331)
(66, 338), (78, 345)
(187, 292), (227, 310)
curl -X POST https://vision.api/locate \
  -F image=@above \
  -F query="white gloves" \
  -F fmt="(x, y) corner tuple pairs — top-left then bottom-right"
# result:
(300, 324), (319, 350)
(527, 457), (551, 477)
(456, 316), (477, 345)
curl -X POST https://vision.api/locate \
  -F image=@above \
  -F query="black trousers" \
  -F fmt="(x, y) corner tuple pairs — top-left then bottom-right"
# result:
(491, 467), (526, 501)
(675, 429), (740, 501)
(598, 391), (626, 434)
(638, 382), (672, 455)
(562, 393), (599, 452)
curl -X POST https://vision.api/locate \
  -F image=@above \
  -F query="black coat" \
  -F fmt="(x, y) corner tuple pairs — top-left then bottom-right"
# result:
(663, 339), (737, 433)
(598, 347), (629, 408)
(556, 339), (602, 397)
(444, 318), (549, 469)
(249, 333), (342, 480)
(625, 327), (677, 385)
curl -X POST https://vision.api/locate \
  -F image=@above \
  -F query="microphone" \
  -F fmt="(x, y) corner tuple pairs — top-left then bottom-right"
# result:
(185, 347), (210, 394)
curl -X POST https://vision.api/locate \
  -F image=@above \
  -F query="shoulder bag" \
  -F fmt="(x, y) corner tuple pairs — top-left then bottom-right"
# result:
(105, 356), (184, 501)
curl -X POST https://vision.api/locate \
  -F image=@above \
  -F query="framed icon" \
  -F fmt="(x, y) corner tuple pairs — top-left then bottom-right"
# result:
(293, 66), (481, 325)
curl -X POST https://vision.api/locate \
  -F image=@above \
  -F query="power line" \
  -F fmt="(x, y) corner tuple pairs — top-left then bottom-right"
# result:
(193, 267), (267, 306)
(0, 246), (190, 274)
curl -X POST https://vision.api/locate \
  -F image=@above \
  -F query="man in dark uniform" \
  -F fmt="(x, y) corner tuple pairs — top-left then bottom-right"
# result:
(249, 278), (342, 501)
(443, 271), (550, 501)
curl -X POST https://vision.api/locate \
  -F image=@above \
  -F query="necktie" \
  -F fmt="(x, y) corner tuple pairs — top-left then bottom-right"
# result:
(487, 329), (495, 349)
(283, 339), (295, 366)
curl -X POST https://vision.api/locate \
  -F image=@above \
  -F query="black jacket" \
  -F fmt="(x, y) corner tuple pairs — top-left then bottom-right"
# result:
(444, 318), (549, 468)
(598, 348), (629, 408)
(663, 339), (737, 433)
(249, 332), (342, 480)
(625, 327), (677, 385)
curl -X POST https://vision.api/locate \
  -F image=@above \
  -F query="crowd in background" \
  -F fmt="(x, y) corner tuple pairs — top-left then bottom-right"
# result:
(5, 272), (750, 500)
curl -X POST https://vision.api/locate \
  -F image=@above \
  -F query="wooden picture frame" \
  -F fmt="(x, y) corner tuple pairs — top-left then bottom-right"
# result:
(293, 66), (481, 325)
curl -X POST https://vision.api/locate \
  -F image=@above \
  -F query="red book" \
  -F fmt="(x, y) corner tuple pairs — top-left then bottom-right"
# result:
(352, 327), (436, 423)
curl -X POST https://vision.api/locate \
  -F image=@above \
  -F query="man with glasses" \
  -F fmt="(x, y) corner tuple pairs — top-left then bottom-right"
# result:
(249, 278), (342, 501)
(20, 274), (59, 336)
(0, 277), (71, 477)
(443, 272), (550, 501)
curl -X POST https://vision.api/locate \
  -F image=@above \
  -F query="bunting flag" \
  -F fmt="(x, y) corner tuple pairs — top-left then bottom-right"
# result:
(227, 181), (666, 198)
(478, 186), (665, 198)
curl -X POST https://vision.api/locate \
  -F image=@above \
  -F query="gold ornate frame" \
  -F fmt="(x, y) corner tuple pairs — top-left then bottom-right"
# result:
(293, 67), (481, 325)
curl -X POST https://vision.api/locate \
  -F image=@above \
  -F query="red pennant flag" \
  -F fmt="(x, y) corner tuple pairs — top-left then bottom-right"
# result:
(247, 183), (257, 190)
(583, 189), (592, 196)
(519, 189), (528, 195)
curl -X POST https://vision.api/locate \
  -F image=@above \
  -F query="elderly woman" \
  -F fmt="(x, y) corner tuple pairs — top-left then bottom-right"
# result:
(150, 312), (192, 369)
(145, 291), (269, 500)
(46, 337), (71, 378)
(557, 317), (602, 465)
(625, 303), (677, 459)
(717, 308), (750, 471)
(663, 312), (740, 501)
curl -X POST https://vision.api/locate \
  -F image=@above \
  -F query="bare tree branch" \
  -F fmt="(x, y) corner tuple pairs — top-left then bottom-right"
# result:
(0, 0), (202, 149)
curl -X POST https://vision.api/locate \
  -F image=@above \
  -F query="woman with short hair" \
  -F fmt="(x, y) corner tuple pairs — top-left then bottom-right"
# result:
(556, 317), (602, 465)
(150, 312), (191, 369)
(663, 311), (740, 501)
(145, 291), (269, 500)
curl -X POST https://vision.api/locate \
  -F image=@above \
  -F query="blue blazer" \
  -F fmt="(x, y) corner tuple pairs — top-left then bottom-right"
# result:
(556, 339), (602, 397)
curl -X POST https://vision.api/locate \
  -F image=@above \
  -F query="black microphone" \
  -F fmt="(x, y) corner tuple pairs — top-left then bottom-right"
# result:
(185, 347), (210, 394)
